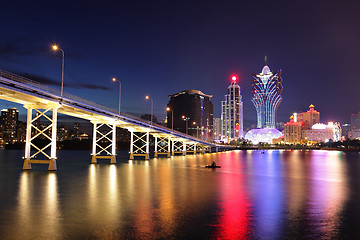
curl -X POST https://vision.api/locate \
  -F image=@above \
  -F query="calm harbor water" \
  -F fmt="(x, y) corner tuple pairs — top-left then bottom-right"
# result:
(1, 149), (360, 239)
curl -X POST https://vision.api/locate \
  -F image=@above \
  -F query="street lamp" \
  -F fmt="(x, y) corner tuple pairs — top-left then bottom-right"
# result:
(112, 77), (121, 115)
(145, 96), (153, 125)
(51, 45), (65, 97)
(193, 121), (199, 138)
(166, 107), (173, 130)
(182, 115), (190, 135)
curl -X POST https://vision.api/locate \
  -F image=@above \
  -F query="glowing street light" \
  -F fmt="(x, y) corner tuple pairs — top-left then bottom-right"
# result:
(51, 45), (65, 97)
(167, 107), (173, 130)
(112, 77), (121, 115)
(193, 121), (199, 138)
(145, 96), (153, 125)
(182, 115), (190, 135)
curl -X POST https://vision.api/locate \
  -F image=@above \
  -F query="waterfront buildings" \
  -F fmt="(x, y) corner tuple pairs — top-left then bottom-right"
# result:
(305, 122), (341, 142)
(296, 104), (320, 129)
(167, 90), (213, 141)
(284, 115), (303, 143)
(349, 112), (360, 139)
(213, 117), (221, 141)
(0, 108), (19, 143)
(251, 59), (283, 129)
(245, 58), (283, 144)
(220, 75), (243, 142)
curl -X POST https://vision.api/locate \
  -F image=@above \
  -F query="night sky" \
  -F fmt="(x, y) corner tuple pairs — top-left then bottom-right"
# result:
(1, 1), (360, 128)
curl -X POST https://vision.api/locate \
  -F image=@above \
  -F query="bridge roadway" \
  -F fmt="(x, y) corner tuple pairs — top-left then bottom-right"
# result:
(0, 69), (229, 170)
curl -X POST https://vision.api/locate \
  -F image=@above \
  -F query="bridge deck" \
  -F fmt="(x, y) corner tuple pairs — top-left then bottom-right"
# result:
(0, 69), (216, 146)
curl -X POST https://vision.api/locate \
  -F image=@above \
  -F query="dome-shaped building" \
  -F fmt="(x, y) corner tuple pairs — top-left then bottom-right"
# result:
(245, 128), (283, 144)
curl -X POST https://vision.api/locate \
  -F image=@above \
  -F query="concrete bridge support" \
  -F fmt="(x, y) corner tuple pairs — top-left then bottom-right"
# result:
(171, 139), (186, 156)
(203, 145), (211, 153)
(91, 122), (116, 164)
(129, 130), (150, 160)
(22, 103), (61, 171)
(186, 142), (197, 155)
(154, 136), (171, 157)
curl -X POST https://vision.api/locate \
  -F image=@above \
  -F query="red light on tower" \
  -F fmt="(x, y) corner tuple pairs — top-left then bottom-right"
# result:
(231, 75), (237, 81)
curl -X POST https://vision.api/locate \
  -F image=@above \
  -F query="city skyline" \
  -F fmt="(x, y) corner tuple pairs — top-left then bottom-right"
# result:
(1, 1), (360, 127)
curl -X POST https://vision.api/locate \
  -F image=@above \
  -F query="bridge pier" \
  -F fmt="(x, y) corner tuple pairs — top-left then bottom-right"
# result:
(91, 122), (117, 164)
(129, 130), (150, 160)
(154, 135), (170, 158)
(186, 142), (197, 155)
(171, 139), (186, 156)
(22, 103), (61, 171)
(203, 145), (211, 153)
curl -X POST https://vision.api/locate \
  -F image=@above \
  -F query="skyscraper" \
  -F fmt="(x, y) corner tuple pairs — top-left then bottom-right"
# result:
(167, 90), (213, 141)
(251, 58), (283, 129)
(221, 75), (243, 142)
(0, 108), (19, 143)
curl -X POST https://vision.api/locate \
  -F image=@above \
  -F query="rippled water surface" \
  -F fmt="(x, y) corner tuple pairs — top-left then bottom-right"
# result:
(1, 149), (360, 239)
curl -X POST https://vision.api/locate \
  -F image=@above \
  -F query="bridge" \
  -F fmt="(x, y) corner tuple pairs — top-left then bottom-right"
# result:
(0, 69), (227, 171)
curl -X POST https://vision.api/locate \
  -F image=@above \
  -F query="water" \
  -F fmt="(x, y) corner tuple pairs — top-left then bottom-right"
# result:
(1, 149), (360, 239)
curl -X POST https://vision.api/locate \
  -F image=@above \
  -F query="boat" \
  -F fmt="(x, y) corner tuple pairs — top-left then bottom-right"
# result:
(205, 165), (221, 168)
(205, 162), (221, 168)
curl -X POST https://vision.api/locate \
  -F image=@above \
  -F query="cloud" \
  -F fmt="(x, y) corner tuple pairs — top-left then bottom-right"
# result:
(0, 39), (40, 62)
(0, 38), (83, 63)
(19, 73), (60, 86)
(75, 83), (110, 90)
(17, 72), (110, 90)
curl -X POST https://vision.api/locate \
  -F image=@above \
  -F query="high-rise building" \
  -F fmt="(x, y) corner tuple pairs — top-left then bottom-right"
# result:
(0, 108), (19, 143)
(296, 104), (320, 129)
(351, 112), (360, 131)
(245, 58), (283, 144)
(221, 75), (243, 142)
(72, 122), (80, 139)
(213, 118), (221, 141)
(349, 112), (360, 139)
(284, 115), (303, 143)
(251, 58), (283, 128)
(167, 90), (213, 141)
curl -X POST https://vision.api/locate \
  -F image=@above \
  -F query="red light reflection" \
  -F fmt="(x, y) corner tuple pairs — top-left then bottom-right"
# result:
(213, 164), (251, 239)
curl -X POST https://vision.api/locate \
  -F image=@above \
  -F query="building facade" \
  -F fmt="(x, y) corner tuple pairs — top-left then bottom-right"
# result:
(305, 122), (341, 142)
(167, 90), (213, 141)
(0, 108), (19, 143)
(221, 75), (243, 142)
(251, 59), (283, 129)
(349, 112), (360, 139)
(284, 115), (303, 143)
(213, 117), (221, 141)
(296, 104), (320, 129)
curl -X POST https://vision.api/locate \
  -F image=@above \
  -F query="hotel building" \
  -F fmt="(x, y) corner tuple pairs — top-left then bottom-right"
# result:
(221, 75), (243, 142)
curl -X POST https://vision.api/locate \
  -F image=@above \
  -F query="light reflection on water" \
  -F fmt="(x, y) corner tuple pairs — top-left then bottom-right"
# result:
(15, 171), (62, 239)
(0, 149), (359, 239)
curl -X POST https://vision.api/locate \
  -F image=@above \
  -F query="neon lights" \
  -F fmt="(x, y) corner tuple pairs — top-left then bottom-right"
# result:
(251, 61), (283, 129)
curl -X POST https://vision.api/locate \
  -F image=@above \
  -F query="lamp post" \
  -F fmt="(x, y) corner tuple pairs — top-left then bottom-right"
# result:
(145, 96), (153, 125)
(112, 78), (121, 115)
(182, 115), (190, 135)
(51, 45), (65, 98)
(193, 121), (199, 138)
(166, 107), (173, 130)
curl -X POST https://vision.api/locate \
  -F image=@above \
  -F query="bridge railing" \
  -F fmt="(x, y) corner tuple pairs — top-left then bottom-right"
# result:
(0, 69), (214, 144)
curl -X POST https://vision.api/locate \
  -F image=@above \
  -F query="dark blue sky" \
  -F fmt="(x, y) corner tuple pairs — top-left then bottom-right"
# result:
(1, 0), (359, 128)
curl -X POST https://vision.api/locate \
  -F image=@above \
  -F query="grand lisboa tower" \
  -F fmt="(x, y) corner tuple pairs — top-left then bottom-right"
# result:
(245, 57), (283, 144)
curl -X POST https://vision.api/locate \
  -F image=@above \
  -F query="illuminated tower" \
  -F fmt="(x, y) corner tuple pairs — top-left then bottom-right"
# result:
(221, 75), (243, 142)
(251, 58), (283, 129)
